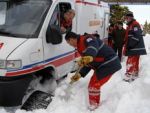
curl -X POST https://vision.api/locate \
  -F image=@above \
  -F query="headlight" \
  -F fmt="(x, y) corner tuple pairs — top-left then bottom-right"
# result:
(0, 60), (6, 69)
(0, 60), (22, 69)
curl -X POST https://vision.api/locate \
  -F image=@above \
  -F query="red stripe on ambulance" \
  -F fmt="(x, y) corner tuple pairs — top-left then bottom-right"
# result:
(6, 53), (75, 77)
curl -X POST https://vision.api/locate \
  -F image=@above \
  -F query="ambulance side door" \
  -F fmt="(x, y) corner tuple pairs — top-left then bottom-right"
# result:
(43, 2), (76, 79)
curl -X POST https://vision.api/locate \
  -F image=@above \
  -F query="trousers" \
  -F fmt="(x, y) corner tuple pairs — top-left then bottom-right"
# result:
(88, 73), (112, 107)
(126, 55), (140, 75)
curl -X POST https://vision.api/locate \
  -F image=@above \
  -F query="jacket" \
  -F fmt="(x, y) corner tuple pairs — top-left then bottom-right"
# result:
(124, 19), (147, 56)
(77, 34), (121, 80)
(112, 27), (126, 48)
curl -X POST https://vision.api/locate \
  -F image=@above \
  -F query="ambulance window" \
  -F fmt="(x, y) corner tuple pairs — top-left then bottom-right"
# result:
(0, 0), (52, 38)
(49, 3), (72, 27)
(49, 5), (59, 26)
(59, 3), (72, 33)
(46, 3), (72, 44)
(46, 5), (62, 44)
(0, 2), (6, 25)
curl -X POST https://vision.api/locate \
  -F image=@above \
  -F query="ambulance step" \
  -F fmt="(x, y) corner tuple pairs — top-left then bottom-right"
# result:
(21, 90), (53, 111)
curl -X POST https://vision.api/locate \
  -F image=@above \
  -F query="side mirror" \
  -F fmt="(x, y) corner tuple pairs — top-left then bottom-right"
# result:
(46, 25), (62, 44)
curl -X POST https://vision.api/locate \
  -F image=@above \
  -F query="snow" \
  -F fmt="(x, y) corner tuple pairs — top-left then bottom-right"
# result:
(1, 34), (150, 113)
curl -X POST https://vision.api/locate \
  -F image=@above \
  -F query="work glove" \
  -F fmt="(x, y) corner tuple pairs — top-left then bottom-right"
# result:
(77, 56), (93, 67)
(70, 73), (81, 84)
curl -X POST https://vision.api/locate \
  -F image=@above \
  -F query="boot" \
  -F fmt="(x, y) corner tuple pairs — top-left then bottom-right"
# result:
(88, 104), (99, 111)
(123, 73), (133, 82)
(132, 73), (139, 81)
(88, 95), (100, 111)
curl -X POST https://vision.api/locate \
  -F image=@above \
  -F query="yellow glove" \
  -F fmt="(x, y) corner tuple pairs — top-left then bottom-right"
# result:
(77, 56), (93, 67)
(70, 73), (81, 84)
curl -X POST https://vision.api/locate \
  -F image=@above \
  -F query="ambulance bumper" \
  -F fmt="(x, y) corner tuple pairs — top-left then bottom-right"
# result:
(0, 75), (33, 106)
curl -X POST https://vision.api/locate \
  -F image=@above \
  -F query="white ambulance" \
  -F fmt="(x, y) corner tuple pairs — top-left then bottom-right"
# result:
(0, 0), (110, 106)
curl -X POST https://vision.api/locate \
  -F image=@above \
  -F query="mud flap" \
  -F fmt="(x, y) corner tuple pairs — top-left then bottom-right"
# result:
(21, 90), (53, 111)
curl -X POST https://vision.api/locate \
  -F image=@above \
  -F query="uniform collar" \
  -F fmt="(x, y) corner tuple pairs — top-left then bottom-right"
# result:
(127, 19), (136, 25)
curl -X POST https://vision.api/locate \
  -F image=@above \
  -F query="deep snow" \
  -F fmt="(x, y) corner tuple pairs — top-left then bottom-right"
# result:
(1, 34), (150, 113)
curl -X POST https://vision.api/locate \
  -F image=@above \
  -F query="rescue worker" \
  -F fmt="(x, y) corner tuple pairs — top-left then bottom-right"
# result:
(65, 32), (121, 110)
(60, 9), (75, 33)
(123, 11), (147, 82)
(112, 21), (126, 61)
(107, 24), (114, 47)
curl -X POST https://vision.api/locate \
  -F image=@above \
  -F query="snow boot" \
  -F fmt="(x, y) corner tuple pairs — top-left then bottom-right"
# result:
(88, 95), (100, 111)
(123, 75), (131, 82)
(132, 73), (139, 81)
(123, 73), (134, 82)
(88, 104), (99, 111)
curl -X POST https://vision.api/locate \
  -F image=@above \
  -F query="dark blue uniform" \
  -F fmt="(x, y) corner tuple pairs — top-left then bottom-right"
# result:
(77, 34), (121, 80)
(125, 19), (146, 56)
(124, 19), (147, 80)
(76, 34), (121, 108)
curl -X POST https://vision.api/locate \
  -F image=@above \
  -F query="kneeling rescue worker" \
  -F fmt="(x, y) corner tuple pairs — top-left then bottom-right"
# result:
(65, 32), (122, 110)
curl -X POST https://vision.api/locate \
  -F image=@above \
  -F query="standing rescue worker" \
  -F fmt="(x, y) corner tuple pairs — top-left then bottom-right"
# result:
(107, 24), (114, 48)
(65, 32), (121, 110)
(123, 12), (147, 82)
(112, 21), (126, 61)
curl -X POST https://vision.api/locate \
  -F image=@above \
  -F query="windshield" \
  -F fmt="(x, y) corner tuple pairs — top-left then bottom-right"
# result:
(0, 0), (52, 38)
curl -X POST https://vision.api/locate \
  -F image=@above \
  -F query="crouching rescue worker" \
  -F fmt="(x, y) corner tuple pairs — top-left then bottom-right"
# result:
(65, 32), (121, 110)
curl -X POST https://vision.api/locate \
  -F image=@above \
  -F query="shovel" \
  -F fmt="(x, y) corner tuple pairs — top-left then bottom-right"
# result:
(60, 66), (82, 101)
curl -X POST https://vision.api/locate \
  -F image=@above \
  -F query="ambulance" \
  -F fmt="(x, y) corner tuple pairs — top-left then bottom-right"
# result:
(0, 0), (110, 106)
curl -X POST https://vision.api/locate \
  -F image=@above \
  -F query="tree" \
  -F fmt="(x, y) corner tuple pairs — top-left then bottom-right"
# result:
(110, 4), (129, 24)
(148, 23), (150, 34)
(143, 21), (148, 34)
(143, 21), (150, 34)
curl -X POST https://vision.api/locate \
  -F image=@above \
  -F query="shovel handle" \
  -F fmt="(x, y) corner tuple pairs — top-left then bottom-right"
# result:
(75, 66), (82, 75)
(69, 66), (82, 84)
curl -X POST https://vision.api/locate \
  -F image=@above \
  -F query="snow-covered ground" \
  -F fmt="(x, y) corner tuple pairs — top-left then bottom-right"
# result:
(1, 34), (150, 113)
